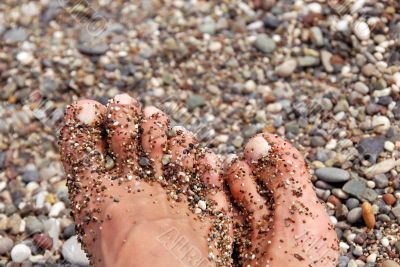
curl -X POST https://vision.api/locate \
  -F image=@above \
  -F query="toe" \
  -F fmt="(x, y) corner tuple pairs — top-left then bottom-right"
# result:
(60, 99), (107, 175)
(167, 126), (197, 172)
(197, 150), (230, 213)
(141, 106), (169, 178)
(226, 159), (269, 237)
(243, 133), (339, 266)
(106, 94), (142, 170)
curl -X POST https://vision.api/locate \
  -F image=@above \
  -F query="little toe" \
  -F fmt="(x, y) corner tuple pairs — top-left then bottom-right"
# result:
(141, 106), (169, 178)
(226, 159), (270, 238)
(106, 94), (142, 171)
(167, 126), (197, 173)
(244, 133), (339, 266)
(60, 99), (107, 175)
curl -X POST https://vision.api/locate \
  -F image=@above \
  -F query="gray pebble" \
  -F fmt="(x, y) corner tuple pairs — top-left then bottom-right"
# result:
(3, 28), (27, 43)
(343, 179), (377, 201)
(0, 237), (13, 255)
(338, 255), (349, 267)
(357, 136), (385, 164)
(186, 94), (206, 110)
(254, 34), (276, 53)
(332, 188), (349, 199)
(78, 43), (109, 56)
(297, 56), (320, 67)
(352, 245), (363, 256)
(315, 167), (350, 183)
(346, 198), (360, 210)
(25, 216), (44, 235)
(373, 174), (389, 189)
(347, 207), (362, 224)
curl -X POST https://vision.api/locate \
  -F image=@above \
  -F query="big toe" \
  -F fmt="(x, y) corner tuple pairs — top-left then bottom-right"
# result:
(243, 133), (339, 266)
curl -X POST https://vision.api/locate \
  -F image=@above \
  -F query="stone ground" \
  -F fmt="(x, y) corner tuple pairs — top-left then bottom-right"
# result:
(0, 0), (400, 266)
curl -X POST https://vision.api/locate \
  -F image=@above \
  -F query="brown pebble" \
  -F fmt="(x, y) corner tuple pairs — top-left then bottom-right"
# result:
(383, 193), (396, 206)
(362, 202), (375, 229)
(33, 233), (53, 250)
(327, 195), (341, 207)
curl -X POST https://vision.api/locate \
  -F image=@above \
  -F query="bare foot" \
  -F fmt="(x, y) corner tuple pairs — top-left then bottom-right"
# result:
(226, 133), (339, 266)
(59, 94), (233, 267)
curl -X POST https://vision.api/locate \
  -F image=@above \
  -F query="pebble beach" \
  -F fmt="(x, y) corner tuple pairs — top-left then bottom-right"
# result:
(0, 0), (400, 266)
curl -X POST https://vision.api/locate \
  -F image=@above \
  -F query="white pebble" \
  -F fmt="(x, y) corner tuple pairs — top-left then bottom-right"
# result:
(372, 115), (391, 134)
(336, 20), (349, 32)
(209, 41), (222, 52)
(366, 253), (377, 263)
(339, 241), (349, 252)
(11, 244), (31, 263)
(381, 237), (389, 247)
(353, 21), (370, 41)
(330, 216), (338, 225)
(17, 51), (34, 65)
(49, 202), (66, 217)
(62, 236), (90, 266)
(307, 3), (322, 14)
(198, 200), (207, 210)
(384, 141), (395, 152)
(367, 181), (375, 188)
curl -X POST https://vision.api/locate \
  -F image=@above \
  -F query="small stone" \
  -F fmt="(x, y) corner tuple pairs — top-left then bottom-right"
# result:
(383, 194), (396, 206)
(275, 58), (297, 77)
(392, 206), (400, 220)
(83, 75), (95, 87)
(310, 27), (324, 46)
(3, 28), (27, 43)
(335, 204), (349, 220)
(198, 200), (206, 210)
(365, 159), (399, 178)
(22, 169), (39, 184)
(362, 64), (379, 77)
(347, 207), (362, 224)
(354, 21), (370, 41)
(49, 202), (65, 217)
(315, 167), (350, 183)
(338, 256), (349, 267)
(11, 244), (31, 263)
(346, 198), (360, 210)
(321, 50), (333, 72)
(186, 94), (206, 110)
(384, 141), (395, 152)
(374, 174), (389, 189)
(78, 43), (108, 56)
(347, 259), (357, 267)
(254, 34), (276, 53)
(297, 56), (320, 67)
(362, 202), (375, 229)
(17, 51), (34, 65)
(33, 233), (53, 250)
(372, 116), (391, 134)
(357, 136), (385, 164)
(0, 237), (13, 255)
(381, 237), (390, 247)
(381, 260), (400, 267)
(198, 18), (216, 34)
(139, 157), (150, 167)
(366, 253), (377, 263)
(104, 155), (115, 171)
(25, 216), (44, 235)
(353, 245), (363, 256)
(62, 236), (90, 266)
(63, 224), (76, 239)
(354, 82), (369, 94)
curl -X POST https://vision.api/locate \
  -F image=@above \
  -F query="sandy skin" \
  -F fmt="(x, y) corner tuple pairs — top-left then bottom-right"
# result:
(59, 94), (339, 267)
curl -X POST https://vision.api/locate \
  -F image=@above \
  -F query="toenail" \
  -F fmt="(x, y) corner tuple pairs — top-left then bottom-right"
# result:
(245, 135), (271, 161)
(144, 106), (161, 118)
(76, 102), (98, 125)
(114, 93), (136, 105)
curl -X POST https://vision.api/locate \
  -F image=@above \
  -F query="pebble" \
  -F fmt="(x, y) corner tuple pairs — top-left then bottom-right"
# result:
(346, 198), (360, 210)
(321, 50), (333, 72)
(384, 141), (395, 152)
(374, 174), (389, 189)
(186, 94), (206, 110)
(3, 28), (27, 43)
(354, 82), (369, 94)
(383, 194), (396, 206)
(49, 202), (66, 217)
(315, 167), (350, 183)
(16, 51), (34, 66)
(254, 34), (276, 53)
(11, 244), (31, 263)
(62, 236), (90, 266)
(365, 159), (399, 178)
(381, 237), (390, 247)
(347, 207), (363, 224)
(366, 253), (377, 263)
(33, 233), (53, 250)
(78, 43), (108, 56)
(311, 27), (324, 46)
(372, 116), (391, 134)
(275, 59), (297, 77)
(25, 216), (44, 235)
(363, 63), (380, 77)
(354, 21), (371, 41)
(362, 202), (376, 229)
(198, 200), (207, 211)
(297, 56), (320, 67)
(353, 245), (363, 256)
(357, 136), (385, 163)
(381, 260), (400, 267)
(0, 237), (13, 255)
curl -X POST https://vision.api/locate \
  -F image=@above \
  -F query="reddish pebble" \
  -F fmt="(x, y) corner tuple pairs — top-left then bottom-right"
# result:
(383, 193), (396, 206)
(327, 195), (341, 207)
(33, 233), (53, 250)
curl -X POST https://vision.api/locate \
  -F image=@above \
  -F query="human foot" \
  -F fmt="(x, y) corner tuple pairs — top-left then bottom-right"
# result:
(226, 133), (339, 266)
(59, 94), (234, 267)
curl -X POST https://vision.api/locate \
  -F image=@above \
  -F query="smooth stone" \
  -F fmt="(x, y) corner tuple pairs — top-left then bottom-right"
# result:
(78, 43), (109, 56)
(343, 179), (377, 201)
(49, 202), (66, 217)
(357, 136), (385, 164)
(347, 207), (362, 224)
(354, 82), (369, 94)
(22, 170), (39, 184)
(365, 159), (400, 178)
(353, 245), (363, 256)
(354, 21), (370, 41)
(3, 28), (27, 43)
(62, 236), (90, 266)
(392, 206), (400, 220)
(374, 174), (389, 189)
(346, 198), (360, 210)
(198, 18), (216, 34)
(254, 34), (276, 53)
(11, 244), (31, 263)
(275, 58), (297, 77)
(311, 26), (324, 46)
(381, 260), (400, 267)
(362, 63), (379, 77)
(372, 116), (391, 134)
(321, 50), (333, 72)
(63, 224), (76, 239)
(0, 237), (14, 255)
(338, 256), (349, 267)
(315, 167), (350, 183)
(297, 56), (320, 67)
(25, 216), (44, 235)
(186, 94), (206, 110)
